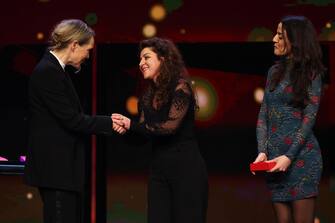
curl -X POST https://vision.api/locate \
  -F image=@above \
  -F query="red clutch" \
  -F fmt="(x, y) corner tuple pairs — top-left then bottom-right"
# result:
(250, 161), (276, 171)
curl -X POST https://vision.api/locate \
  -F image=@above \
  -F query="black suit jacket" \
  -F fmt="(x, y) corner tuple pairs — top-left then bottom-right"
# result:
(24, 51), (112, 191)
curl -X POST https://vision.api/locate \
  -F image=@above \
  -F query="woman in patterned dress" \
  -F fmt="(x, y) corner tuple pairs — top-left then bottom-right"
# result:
(112, 37), (208, 223)
(253, 16), (325, 223)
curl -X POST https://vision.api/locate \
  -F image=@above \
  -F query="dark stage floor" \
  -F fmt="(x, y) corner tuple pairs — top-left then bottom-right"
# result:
(1, 173), (333, 223)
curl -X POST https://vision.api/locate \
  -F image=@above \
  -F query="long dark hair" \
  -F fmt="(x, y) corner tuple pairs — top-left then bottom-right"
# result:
(139, 37), (192, 109)
(270, 16), (325, 108)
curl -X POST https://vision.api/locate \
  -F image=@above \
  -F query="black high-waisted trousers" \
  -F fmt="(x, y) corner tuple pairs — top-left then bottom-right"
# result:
(148, 141), (208, 223)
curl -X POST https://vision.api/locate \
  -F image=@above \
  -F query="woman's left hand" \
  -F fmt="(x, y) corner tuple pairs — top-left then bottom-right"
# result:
(268, 155), (291, 172)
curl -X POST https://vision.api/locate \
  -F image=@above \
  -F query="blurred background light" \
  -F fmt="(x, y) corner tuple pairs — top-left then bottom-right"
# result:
(142, 23), (157, 38)
(36, 32), (44, 40)
(180, 28), (186, 34)
(150, 4), (166, 22)
(126, 96), (139, 115)
(0, 156), (8, 161)
(163, 0), (183, 13)
(320, 20), (335, 41)
(192, 77), (218, 122)
(85, 12), (98, 26)
(26, 192), (33, 200)
(247, 27), (273, 42)
(326, 22), (332, 28)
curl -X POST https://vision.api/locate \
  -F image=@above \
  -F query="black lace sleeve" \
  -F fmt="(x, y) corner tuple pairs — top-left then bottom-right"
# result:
(130, 81), (192, 136)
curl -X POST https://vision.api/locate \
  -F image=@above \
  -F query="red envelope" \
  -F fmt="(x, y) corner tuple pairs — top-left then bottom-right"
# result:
(250, 161), (276, 171)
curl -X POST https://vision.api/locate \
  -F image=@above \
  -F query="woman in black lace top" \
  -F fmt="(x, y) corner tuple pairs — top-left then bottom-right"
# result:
(112, 37), (208, 223)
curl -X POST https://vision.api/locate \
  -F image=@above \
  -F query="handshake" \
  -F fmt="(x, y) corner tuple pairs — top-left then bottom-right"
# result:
(111, 113), (130, 134)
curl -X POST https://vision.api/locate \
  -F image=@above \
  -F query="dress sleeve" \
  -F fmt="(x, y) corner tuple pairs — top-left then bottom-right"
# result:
(256, 68), (273, 154)
(130, 82), (191, 136)
(285, 75), (322, 160)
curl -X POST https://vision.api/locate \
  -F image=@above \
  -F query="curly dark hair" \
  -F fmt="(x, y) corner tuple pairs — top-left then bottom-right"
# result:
(139, 37), (191, 108)
(270, 16), (326, 108)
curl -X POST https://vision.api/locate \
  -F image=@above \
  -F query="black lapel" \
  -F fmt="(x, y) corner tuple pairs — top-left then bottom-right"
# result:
(45, 51), (83, 112)
(63, 72), (83, 112)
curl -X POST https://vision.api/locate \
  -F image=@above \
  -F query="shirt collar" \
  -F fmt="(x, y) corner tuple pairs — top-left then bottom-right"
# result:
(49, 50), (66, 71)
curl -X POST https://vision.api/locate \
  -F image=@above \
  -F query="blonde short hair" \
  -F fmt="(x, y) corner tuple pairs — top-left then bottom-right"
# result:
(49, 19), (95, 51)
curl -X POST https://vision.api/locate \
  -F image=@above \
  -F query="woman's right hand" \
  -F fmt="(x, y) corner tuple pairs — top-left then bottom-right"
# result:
(251, 152), (267, 175)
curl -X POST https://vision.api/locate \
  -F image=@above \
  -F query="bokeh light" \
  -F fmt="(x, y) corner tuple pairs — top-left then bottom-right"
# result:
(0, 156), (8, 161)
(26, 192), (33, 200)
(126, 96), (139, 115)
(163, 0), (183, 13)
(142, 23), (157, 38)
(319, 21), (335, 41)
(192, 77), (218, 121)
(248, 27), (273, 42)
(254, 87), (264, 104)
(326, 22), (332, 29)
(85, 13), (98, 26)
(150, 4), (166, 22)
(36, 32), (44, 40)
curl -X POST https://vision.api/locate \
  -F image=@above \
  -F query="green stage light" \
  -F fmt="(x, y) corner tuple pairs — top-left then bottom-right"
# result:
(85, 13), (98, 26)
(192, 77), (218, 122)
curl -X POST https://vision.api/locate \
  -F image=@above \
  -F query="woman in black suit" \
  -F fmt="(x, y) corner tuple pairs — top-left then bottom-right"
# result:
(112, 37), (208, 223)
(24, 19), (124, 223)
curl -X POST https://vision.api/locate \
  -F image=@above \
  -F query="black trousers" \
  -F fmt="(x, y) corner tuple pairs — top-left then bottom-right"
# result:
(38, 188), (82, 223)
(148, 142), (208, 223)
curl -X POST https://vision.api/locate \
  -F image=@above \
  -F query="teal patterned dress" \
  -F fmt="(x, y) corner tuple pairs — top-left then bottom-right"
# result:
(256, 65), (323, 202)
